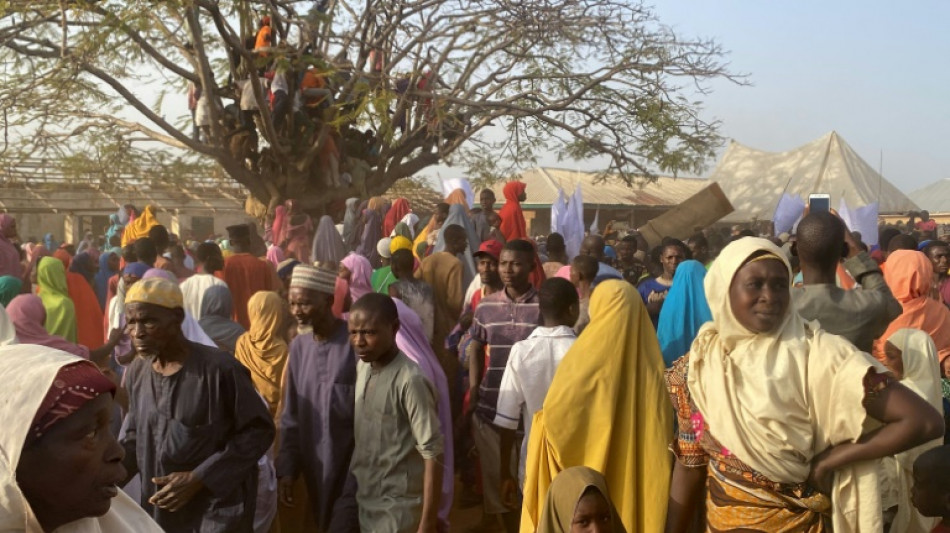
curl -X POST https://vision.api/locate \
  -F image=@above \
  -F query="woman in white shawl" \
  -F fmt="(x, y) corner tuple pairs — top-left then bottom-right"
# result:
(665, 237), (944, 533)
(879, 328), (945, 533)
(0, 344), (162, 532)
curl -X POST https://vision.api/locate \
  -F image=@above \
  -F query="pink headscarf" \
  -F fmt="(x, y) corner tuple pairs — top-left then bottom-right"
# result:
(271, 205), (288, 247)
(6, 294), (89, 358)
(266, 245), (285, 268)
(341, 253), (372, 302)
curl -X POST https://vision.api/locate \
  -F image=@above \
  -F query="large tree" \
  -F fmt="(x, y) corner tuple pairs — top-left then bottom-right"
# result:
(0, 0), (738, 216)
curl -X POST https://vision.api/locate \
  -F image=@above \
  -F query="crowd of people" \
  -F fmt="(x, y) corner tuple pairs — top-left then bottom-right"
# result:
(1, 185), (950, 533)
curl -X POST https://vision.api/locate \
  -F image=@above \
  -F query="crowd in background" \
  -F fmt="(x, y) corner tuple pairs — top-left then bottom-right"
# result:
(1, 186), (950, 533)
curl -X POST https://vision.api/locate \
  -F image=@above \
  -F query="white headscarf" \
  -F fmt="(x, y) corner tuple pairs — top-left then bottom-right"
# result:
(0, 345), (162, 532)
(688, 237), (886, 532)
(883, 329), (942, 533)
(0, 304), (17, 346)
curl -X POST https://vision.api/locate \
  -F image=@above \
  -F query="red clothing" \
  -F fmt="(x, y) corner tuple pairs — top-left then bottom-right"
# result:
(917, 219), (938, 232)
(932, 522), (950, 533)
(223, 253), (276, 329)
(383, 198), (411, 236)
(66, 272), (104, 349)
(498, 181), (528, 241)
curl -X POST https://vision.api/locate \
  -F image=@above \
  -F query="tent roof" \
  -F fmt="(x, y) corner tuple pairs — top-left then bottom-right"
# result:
(909, 179), (950, 213)
(489, 167), (708, 209)
(708, 131), (917, 222)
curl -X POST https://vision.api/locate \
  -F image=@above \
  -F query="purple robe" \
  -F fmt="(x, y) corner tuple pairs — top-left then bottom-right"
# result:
(276, 320), (359, 532)
(393, 299), (455, 529)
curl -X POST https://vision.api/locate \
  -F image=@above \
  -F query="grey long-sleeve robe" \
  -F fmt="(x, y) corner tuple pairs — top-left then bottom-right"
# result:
(121, 341), (275, 533)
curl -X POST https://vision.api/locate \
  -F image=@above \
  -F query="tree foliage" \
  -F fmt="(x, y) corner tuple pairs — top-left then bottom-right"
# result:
(0, 0), (740, 216)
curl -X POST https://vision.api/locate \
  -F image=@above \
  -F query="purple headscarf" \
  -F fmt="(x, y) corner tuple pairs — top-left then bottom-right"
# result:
(0, 214), (21, 278)
(393, 299), (454, 527)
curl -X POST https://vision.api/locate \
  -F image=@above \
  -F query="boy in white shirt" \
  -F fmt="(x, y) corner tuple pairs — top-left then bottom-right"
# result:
(493, 277), (579, 507)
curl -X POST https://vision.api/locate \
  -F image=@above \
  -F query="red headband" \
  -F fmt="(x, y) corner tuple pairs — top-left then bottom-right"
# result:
(28, 362), (115, 445)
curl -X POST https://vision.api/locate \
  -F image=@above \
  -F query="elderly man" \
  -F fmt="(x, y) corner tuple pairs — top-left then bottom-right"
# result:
(278, 265), (359, 532)
(120, 278), (275, 533)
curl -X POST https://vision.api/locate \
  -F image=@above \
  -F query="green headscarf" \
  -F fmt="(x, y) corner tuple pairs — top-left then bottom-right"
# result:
(36, 257), (76, 342)
(0, 276), (22, 307)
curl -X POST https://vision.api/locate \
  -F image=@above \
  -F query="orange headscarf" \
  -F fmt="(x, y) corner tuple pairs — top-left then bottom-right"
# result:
(445, 189), (470, 215)
(51, 252), (105, 349)
(875, 250), (950, 366)
(498, 181), (528, 241)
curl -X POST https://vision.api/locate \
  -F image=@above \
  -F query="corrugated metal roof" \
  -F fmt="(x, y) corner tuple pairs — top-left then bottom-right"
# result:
(489, 168), (708, 208)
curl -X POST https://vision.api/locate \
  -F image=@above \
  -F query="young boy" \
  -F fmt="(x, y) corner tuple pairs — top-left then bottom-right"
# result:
(493, 277), (579, 505)
(913, 445), (950, 532)
(348, 293), (444, 533)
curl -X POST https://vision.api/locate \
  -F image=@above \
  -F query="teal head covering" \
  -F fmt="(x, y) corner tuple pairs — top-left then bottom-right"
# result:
(656, 259), (712, 367)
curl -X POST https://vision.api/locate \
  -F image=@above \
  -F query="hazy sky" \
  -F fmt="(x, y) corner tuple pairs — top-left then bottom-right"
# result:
(648, 0), (950, 194)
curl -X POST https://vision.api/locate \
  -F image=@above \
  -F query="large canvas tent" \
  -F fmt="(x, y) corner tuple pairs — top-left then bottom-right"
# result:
(709, 131), (917, 222)
(909, 179), (950, 213)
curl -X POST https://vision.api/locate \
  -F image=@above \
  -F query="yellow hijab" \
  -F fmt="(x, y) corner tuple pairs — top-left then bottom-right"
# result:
(121, 205), (159, 247)
(536, 466), (626, 533)
(36, 257), (76, 343)
(234, 291), (288, 417)
(688, 237), (885, 532)
(521, 279), (672, 533)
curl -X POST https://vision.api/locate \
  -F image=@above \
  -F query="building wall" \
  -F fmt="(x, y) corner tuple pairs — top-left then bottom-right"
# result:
(15, 209), (253, 245)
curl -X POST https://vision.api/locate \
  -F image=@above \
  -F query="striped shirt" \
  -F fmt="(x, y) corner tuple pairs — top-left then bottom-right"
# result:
(471, 287), (540, 423)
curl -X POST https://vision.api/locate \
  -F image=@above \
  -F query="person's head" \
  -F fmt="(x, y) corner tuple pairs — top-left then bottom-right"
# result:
(442, 224), (468, 255)
(539, 278), (579, 328)
(537, 466), (619, 533)
(261, 15), (271, 27)
(571, 255), (599, 288)
(614, 235), (637, 265)
(147, 225), (169, 253)
(347, 293), (400, 365)
(579, 235), (605, 262)
(121, 262), (149, 287)
(124, 278), (186, 358)
(912, 445), (950, 519)
(106, 252), (120, 274)
(288, 265), (337, 329)
(108, 234), (121, 249)
(390, 249), (415, 280)
(924, 241), (950, 276)
(921, 210), (931, 221)
(546, 233), (566, 257)
(659, 239), (688, 279)
(499, 240), (536, 290)
(687, 233), (709, 264)
(11, 350), (123, 532)
(133, 237), (157, 267)
(879, 227), (901, 252)
(226, 224), (251, 253)
(195, 242), (224, 273)
(480, 189), (496, 211)
(0, 214), (17, 240)
(433, 203), (450, 226)
(121, 243), (137, 264)
(376, 238), (392, 266)
(727, 247), (790, 334)
(474, 240), (503, 286)
(888, 233), (918, 256)
(795, 212), (847, 274)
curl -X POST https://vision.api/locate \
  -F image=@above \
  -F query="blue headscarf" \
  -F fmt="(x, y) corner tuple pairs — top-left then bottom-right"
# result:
(94, 251), (117, 309)
(43, 233), (59, 252)
(122, 261), (150, 279)
(656, 260), (712, 367)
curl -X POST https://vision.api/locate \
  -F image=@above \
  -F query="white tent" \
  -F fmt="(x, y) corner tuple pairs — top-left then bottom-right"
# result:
(909, 179), (950, 213)
(708, 131), (917, 222)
